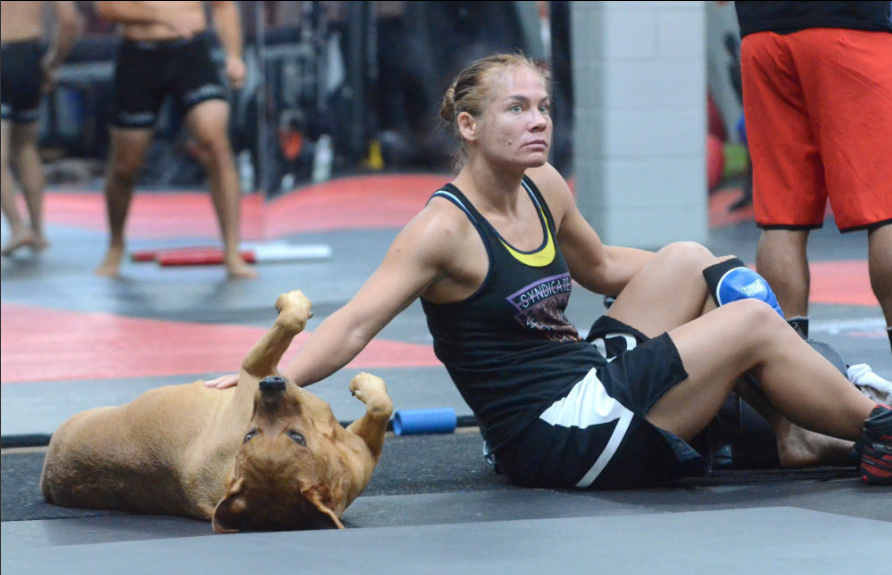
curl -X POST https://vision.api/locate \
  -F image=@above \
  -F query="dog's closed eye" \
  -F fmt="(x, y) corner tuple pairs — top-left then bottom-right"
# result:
(243, 430), (256, 443)
(289, 430), (307, 446)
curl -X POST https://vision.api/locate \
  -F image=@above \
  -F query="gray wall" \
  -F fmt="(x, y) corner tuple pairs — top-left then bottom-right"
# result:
(571, 1), (707, 248)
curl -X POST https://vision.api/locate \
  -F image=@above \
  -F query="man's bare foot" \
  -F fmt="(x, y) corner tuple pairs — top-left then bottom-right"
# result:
(96, 245), (125, 277)
(226, 257), (258, 280)
(776, 423), (854, 468)
(30, 236), (50, 252)
(2, 231), (35, 256)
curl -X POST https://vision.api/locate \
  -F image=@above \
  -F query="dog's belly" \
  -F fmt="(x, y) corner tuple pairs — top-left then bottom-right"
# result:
(41, 384), (242, 520)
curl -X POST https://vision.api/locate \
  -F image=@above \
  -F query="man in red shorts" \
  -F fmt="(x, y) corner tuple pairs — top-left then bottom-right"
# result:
(734, 1), (892, 354)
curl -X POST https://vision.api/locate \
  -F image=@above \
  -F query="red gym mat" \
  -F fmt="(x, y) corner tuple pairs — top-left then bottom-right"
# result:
(264, 174), (451, 236)
(41, 178), (802, 239)
(809, 260), (876, 306)
(0, 258), (874, 384)
(42, 174), (451, 240)
(44, 192), (265, 240)
(0, 303), (440, 384)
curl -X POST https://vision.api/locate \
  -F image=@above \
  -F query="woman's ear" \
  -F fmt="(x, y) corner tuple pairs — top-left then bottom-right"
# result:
(457, 111), (478, 143)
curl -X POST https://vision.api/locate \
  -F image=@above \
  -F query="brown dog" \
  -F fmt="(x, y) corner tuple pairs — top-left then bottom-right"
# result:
(40, 290), (393, 531)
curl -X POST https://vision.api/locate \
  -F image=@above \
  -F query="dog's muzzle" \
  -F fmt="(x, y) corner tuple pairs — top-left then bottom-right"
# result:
(259, 376), (286, 394)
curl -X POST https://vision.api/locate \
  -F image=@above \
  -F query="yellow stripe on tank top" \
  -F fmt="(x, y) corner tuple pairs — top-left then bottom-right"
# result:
(498, 208), (556, 267)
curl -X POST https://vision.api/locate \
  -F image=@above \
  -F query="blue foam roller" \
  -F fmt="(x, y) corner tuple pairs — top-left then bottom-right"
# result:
(392, 408), (457, 436)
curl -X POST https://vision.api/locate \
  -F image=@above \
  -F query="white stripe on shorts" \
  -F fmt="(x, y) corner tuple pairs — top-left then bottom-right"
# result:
(539, 367), (634, 488)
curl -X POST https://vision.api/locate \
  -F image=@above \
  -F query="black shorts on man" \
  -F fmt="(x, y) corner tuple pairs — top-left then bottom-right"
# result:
(110, 34), (227, 128)
(0, 40), (43, 124)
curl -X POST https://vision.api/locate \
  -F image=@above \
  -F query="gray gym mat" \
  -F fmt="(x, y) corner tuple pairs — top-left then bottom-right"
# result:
(3, 508), (889, 575)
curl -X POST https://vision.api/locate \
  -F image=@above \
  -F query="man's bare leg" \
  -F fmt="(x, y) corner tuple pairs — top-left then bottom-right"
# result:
(756, 229), (811, 319)
(185, 99), (256, 279)
(1, 119), (34, 255)
(867, 224), (892, 353)
(96, 127), (155, 277)
(10, 121), (48, 251)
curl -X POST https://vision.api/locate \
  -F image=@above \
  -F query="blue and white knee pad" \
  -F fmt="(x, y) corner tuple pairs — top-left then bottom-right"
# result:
(702, 257), (784, 318)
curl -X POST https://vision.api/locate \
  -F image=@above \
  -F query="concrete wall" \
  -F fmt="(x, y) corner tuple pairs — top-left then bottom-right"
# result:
(571, 1), (707, 248)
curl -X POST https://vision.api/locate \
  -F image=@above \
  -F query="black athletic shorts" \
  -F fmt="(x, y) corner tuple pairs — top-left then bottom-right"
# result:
(110, 34), (227, 128)
(494, 319), (705, 489)
(0, 40), (43, 123)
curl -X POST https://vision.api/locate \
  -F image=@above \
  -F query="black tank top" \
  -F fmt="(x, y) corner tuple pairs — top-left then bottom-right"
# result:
(421, 176), (605, 451)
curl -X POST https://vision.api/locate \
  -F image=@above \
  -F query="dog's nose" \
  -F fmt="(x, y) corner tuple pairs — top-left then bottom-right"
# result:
(259, 376), (286, 393)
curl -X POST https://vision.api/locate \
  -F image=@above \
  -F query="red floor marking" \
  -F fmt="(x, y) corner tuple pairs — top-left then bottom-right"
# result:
(0, 303), (440, 384)
(43, 191), (266, 240)
(265, 174), (451, 236)
(809, 260), (877, 306)
(44, 176), (841, 238)
(43, 176), (753, 237)
(43, 174), (450, 240)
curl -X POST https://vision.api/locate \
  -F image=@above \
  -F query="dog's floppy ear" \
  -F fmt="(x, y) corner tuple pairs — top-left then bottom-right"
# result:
(302, 485), (346, 529)
(212, 479), (345, 532)
(212, 477), (247, 533)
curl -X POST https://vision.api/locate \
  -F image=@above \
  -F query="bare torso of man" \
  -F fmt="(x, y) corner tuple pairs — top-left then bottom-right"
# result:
(0, 1), (46, 43)
(117, 1), (207, 41)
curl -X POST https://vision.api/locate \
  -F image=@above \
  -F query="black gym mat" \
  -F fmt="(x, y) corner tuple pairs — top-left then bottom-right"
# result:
(1, 432), (511, 522)
(2, 431), (870, 524)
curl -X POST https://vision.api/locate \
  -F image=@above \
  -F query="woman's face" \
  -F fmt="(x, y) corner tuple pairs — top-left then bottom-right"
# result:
(474, 66), (552, 169)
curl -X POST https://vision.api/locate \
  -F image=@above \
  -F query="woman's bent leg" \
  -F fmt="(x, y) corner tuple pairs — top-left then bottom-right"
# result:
(647, 300), (876, 442)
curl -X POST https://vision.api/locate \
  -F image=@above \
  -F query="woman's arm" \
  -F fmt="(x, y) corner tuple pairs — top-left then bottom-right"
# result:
(527, 163), (654, 296)
(282, 208), (455, 386)
(207, 205), (457, 390)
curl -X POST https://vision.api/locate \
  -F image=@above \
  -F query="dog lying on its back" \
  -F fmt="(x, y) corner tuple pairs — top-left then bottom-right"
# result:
(40, 290), (393, 531)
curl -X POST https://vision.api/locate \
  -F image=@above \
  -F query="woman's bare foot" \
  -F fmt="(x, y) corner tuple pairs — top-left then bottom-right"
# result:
(96, 245), (125, 277)
(776, 422), (854, 468)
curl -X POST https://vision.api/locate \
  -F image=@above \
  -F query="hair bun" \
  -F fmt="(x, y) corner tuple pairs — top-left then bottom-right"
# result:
(439, 86), (456, 123)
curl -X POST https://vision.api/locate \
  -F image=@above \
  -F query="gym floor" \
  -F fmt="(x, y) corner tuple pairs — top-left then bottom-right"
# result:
(2, 177), (890, 574)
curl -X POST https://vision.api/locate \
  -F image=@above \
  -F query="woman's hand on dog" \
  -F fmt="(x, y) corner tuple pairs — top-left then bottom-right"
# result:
(205, 373), (239, 390)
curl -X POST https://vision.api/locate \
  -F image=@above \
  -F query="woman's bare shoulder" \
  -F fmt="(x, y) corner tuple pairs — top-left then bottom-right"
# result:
(525, 163), (575, 219)
(396, 195), (478, 259)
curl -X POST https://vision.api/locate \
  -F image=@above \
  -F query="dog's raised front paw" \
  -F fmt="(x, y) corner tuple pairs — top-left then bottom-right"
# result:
(350, 372), (392, 415)
(275, 290), (313, 331)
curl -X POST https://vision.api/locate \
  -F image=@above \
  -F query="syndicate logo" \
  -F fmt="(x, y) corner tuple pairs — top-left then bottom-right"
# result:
(507, 273), (580, 342)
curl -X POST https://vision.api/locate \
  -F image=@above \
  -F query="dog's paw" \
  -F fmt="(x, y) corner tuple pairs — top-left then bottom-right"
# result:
(275, 291), (313, 331)
(350, 373), (392, 415)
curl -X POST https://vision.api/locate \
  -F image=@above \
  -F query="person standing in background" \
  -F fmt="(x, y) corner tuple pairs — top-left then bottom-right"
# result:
(1, 1), (79, 256)
(94, 1), (257, 279)
(734, 1), (892, 353)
